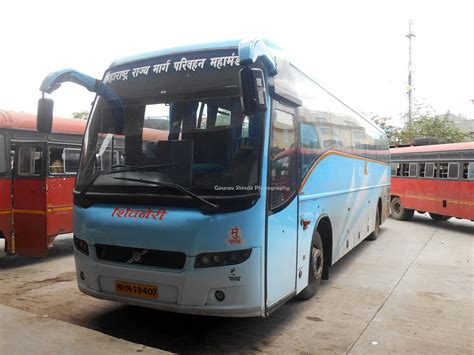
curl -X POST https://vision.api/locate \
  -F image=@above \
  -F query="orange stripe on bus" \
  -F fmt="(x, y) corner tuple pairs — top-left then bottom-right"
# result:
(299, 150), (388, 192)
(13, 209), (47, 215)
(47, 207), (73, 213)
(10, 207), (73, 215)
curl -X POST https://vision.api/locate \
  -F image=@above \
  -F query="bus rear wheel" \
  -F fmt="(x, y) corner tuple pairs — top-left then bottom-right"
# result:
(429, 213), (451, 221)
(366, 207), (380, 241)
(297, 231), (323, 300)
(390, 197), (414, 221)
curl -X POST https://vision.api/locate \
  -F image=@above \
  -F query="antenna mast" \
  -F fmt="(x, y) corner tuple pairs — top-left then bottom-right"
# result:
(406, 20), (416, 128)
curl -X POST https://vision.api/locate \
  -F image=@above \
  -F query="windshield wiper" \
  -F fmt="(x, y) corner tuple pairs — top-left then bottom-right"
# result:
(113, 176), (218, 211)
(108, 163), (177, 173)
(78, 164), (177, 200)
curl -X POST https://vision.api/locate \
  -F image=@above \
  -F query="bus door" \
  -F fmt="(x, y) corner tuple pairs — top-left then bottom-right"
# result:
(46, 144), (81, 243)
(12, 141), (49, 257)
(0, 132), (13, 253)
(266, 103), (298, 311)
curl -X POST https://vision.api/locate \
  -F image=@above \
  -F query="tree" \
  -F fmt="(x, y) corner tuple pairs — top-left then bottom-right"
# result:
(72, 111), (89, 120)
(399, 102), (467, 144)
(370, 115), (402, 146)
(370, 101), (468, 146)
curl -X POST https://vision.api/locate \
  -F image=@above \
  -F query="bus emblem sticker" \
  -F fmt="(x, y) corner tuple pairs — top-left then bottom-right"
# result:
(226, 227), (244, 245)
(228, 268), (241, 282)
(111, 207), (167, 221)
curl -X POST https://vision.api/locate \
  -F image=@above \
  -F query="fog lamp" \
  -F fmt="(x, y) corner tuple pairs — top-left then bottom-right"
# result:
(73, 235), (89, 255)
(215, 290), (225, 301)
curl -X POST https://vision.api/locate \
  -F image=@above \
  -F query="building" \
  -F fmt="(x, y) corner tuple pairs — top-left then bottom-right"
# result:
(436, 113), (474, 140)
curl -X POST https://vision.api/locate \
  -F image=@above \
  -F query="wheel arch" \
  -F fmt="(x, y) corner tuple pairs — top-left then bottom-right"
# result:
(315, 214), (333, 280)
(377, 197), (382, 223)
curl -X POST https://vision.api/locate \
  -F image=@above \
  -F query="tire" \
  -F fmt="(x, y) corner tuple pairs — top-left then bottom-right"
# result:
(297, 231), (324, 300)
(429, 213), (451, 221)
(366, 207), (380, 241)
(390, 197), (414, 221)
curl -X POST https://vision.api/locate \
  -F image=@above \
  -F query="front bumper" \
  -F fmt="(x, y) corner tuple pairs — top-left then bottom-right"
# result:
(74, 247), (263, 317)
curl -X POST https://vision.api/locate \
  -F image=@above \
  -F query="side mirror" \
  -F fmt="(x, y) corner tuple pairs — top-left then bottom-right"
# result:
(240, 67), (267, 116)
(37, 97), (54, 133)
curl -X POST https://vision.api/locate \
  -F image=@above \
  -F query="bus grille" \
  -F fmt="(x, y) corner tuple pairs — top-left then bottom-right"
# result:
(95, 244), (186, 270)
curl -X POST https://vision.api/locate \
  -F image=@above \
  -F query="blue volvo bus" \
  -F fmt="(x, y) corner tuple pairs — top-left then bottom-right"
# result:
(37, 39), (390, 317)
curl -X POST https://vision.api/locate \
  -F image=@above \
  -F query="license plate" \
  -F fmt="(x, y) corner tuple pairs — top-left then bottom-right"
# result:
(115, 280), (159, 299)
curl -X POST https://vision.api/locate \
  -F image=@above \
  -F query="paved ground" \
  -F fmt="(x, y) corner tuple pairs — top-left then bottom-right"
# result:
(0, 214), (472, 354)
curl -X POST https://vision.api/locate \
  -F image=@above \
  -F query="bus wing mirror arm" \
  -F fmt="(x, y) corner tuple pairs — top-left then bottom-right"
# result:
(37, 69), (101, 133)
(39, 69), (101, 94)
(238, 39), (277, 76)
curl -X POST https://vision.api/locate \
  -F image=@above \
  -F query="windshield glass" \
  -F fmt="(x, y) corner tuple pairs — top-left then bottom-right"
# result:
(76, 49), (263, 204)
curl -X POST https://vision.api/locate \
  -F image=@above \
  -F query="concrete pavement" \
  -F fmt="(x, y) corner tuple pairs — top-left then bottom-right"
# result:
(0, 214), (472, 353)
(0, 304), (165, 354)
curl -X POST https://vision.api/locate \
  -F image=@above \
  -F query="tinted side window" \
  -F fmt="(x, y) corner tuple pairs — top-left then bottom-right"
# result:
(0, 134), (6, 173)
(424, 163), (435, 178)
(18, 147), (43, 176)
(438, 163), (449, 179)
(49, 147), (81, 175)
(409, 163), (418, 177)
(49, 147), (65, 174)
(419, 163), (426, 177)
(391, 163), (398, 176)
(269, 108), (297, 209)
(300, 122), (321, 177)
(64, 148), (81, 174)
(401, 163), (410, 177)
(448, 163), (459, 179)
(467, 162), (474, 180)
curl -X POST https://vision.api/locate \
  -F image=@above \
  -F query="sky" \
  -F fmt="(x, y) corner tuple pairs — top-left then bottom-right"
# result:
(1, 0), (473, 126)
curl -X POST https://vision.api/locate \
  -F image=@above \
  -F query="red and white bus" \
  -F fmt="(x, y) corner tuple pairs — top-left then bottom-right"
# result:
(0, 110), (86, 256)
(1, 110), (168, 256)
(390, 142), (474, 222)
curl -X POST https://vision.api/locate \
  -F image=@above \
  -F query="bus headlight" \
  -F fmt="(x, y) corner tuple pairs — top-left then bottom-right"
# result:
(195, 249), (252, 268)
(73, 235), (89, 255)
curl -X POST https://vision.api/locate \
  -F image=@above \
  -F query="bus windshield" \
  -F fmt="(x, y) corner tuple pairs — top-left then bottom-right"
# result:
(76, 52), (263, 208)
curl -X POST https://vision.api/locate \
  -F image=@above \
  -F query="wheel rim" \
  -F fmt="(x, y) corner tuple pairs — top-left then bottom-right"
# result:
(311, 246), (323, 280)
(393, 201), (401, 215)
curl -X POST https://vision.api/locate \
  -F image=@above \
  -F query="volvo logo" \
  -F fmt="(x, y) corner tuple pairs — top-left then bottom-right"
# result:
(127, 249), (149, 264)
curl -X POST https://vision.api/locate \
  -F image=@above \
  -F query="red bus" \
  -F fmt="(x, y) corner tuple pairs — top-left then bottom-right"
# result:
(0, 110), (86, 256)
(390, 142), (474, 222)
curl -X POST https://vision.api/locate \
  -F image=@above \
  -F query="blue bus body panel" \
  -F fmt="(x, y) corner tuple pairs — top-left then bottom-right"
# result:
(299, 153), (390, 263)
(74, 195), (267, 316)
(266, 197), (298, 306)
(74, 201), (266, 256)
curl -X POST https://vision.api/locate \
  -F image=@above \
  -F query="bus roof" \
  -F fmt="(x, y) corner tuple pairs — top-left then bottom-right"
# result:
(109, 39), (282, 68)
(110, 40), (242, 68)
(0, 110), (86, 135)
(390, 142), (474, 154)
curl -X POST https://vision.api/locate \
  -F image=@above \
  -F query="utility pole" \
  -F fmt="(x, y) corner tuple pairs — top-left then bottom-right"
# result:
(406, 19), (416, 128)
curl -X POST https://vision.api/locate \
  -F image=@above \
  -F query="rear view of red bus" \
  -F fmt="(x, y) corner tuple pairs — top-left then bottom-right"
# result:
(390, 142), (474, 222)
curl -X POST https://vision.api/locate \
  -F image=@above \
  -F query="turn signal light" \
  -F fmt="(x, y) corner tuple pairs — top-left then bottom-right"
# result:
(195, 249), (252, 268)
(73, 235), (89, 255)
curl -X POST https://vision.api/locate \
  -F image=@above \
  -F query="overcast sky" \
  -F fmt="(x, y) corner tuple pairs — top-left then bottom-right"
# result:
(1, 0), (473, 125)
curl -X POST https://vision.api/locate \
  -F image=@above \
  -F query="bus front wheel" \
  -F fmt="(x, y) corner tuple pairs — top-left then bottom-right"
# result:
(297, 231), (323, 300)
(429, 213), (451, 221)
(390, 197), (414, 221)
